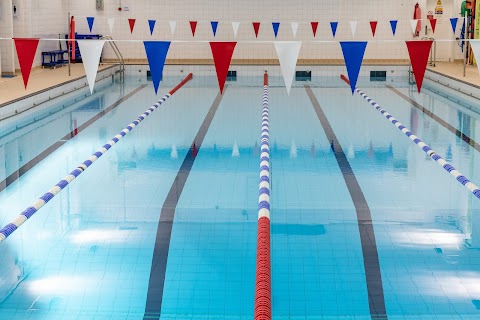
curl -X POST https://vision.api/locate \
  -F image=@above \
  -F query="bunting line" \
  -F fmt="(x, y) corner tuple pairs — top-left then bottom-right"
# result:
(0, 74), (194, 242)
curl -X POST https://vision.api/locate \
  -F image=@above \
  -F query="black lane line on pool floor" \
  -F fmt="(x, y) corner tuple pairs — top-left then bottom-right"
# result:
(305, 86), (388, 320)
(0, 84), (148, 192)
(388, 86), (480, 153)
(144, 88), (225, 320)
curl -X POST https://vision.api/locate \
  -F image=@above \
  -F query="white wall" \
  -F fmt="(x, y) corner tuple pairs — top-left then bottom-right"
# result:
(0, 0), (14, 75)
(1, 0), (466, 67)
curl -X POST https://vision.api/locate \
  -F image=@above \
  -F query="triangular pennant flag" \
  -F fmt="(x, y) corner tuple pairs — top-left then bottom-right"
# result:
(410, 19), (419, 34)
(311, 22), (319, 37)
(211, 21), (218, 37)
(86, 17), (95, 33)
(429, 18), (437, 33)
(450, 18), (458, 34)
(272, 22), (280, 38)
(253, 22), (261, 38)
(232, 22), (240, 38)
(77, 40), (105, 94)
(107, 18), (115, 34)
(128, 19), (136, 34)
(370, 21), (378, 37)
(13, 38), (39, 89)
(469, 40), (480, 75)
(190, 21), (197, 37)
(406, 40), (433, 93)
(390, 20), (398, 36)
(340, 41), (368, 94)
(291, 22), (299, 38)
(330, 22), (338, 37)
(274, 41), (302, 95)
(144, 41), (171, 94)
(209, 42), (237, 94)
(169, 21), (176, 35)
(349, 21), (357, 38)
(148, 20), (156, 35)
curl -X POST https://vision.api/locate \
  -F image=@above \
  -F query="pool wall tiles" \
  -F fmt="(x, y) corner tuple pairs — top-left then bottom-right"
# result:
(0, 66), (118, 121)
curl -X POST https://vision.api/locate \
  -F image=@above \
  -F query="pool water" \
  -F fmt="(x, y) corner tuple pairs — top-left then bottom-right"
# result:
(0, 75), (480, 320)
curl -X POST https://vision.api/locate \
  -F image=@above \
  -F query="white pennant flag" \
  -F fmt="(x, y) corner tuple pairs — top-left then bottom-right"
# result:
(410, 19), (419, 34)
(169, 21), (176, 35)
(232, 22), (240, 38)
(291, 22), (299, 38)
(107, 18), (115, 34)
(232, 141), (240, 157)
(469, 40), (480, 75)
(77, 40), (105, 94)
(349, 21), (357, 38)
(274, 41), (302, 95)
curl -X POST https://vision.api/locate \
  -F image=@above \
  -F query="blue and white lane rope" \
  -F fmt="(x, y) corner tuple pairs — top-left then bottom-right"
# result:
(341, 75), (480, 200)
(0, 74), (193, 242)
(258, 84), (271, 220)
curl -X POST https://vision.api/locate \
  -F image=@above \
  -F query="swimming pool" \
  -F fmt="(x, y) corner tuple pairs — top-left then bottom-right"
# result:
(1, 73), (480, 320)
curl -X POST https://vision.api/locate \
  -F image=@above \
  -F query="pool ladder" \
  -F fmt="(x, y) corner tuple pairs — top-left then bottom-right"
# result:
(100, 36), (125, 82)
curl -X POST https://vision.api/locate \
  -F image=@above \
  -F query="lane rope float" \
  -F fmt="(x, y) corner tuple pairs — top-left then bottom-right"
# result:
(254, 71), (272, 320)
(341, 74), (480, 200)
(0, 73), (193, 242)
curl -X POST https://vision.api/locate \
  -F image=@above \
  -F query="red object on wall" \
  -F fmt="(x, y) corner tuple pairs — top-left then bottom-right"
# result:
(189, 21), (197, 37)
(406, 40), (433, 93)
(69, 16), (75, 61)
(13, 38), (40, 89)
(413, 3), (422, 37)
(209, 42), (237, 94)
(252, 22), (261, 38)
(311, 22), (319, 37)
(128, 19), (136, 33)
(370, 21), (378, 37)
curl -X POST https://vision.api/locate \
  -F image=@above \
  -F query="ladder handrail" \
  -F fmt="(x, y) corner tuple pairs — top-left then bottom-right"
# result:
(101, 35), (125, 80)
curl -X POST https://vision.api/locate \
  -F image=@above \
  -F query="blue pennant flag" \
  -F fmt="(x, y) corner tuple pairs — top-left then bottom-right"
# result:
(340, 41), (368, 94)
(148, 20), (156, 35)
(87, 17), (95, 33)
(143, 41), (171, 94)
(330, 22), (338, 37)
(211, 21), (218, 37)
(272, 22), (280, 38)
(390, 20), (398, 36)
(450, 18), (458, 34)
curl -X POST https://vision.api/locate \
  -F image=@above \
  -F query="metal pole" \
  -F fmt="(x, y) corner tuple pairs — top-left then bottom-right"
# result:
(464, 14), (468, 77)
(68, 12), (71, 76)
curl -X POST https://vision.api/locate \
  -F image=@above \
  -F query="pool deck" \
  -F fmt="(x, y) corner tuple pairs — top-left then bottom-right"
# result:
(0, 61), (478, 106)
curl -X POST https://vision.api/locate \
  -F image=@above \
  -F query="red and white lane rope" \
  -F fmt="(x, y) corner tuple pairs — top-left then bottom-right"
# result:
(0, 73), (193, 242)
(254, 72), (272, 320)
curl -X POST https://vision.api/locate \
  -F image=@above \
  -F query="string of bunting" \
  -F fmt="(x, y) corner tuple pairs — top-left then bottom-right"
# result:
(83, 17), (463, 38)
(12, 37), (480, 97)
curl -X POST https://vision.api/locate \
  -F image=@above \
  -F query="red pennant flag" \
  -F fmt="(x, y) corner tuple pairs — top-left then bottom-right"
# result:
(190, 21), (197, 37)
(13, 38), (39, 89)
(209, 42), (237, 94)
(252, 22), (260, 38)
(128, 19), (136, 33)
(370, 21), (378, 37)
(429, 19), (437, 33)
(311, 22), (319, 37)
(406, 40), (433, 93)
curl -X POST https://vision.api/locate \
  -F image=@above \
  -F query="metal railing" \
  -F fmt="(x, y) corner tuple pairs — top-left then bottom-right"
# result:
(100, 36), (125, 81)
(422, 37), (436, 67)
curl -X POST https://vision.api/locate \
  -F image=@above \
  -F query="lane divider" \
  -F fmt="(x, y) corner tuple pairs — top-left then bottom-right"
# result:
(254, 71), (271, 320)
(341, 74), (480, 200)
(0, 73), (193, 242)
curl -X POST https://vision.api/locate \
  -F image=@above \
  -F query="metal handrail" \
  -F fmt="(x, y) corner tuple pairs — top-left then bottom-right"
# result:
(101, 35), (125, 81)
(422, 37), (436, 67)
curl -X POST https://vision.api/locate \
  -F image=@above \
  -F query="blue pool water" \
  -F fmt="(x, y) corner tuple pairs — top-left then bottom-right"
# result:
(0, 75), (480, 320)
